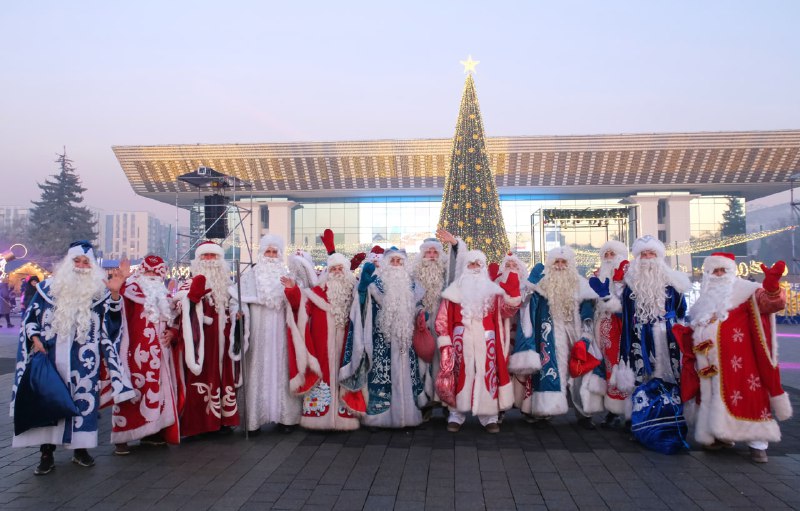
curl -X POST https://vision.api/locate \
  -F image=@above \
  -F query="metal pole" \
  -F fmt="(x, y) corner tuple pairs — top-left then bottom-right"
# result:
(236, 261), (249, 440)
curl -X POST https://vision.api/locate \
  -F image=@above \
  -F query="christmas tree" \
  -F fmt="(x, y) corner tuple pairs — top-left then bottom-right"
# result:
(28, 151), (97, 257)
(438, 57), (510, 263)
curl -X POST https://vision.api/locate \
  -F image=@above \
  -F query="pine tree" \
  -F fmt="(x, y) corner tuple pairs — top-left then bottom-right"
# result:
(438, 67), (510, 263)
(720, 196), (747, 256)
(28, 151), (97, 257)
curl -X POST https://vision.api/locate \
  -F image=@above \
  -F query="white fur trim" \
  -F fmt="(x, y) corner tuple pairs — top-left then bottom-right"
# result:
(613, 364), (636, 395)
(508, 350), (542, 375)
(727, 278), (762, 309)
(437, 335), (452, 349)
(532, 391), (569, 417)
(599, 240), (628, 260)
(596, 295), (621, 314)
(703, 254), (737, 277)
(604, 395), (628, 416)
(579, 374), (606, 415)
(67, 243), (95, 261)
(327, 252), (348, 269)
(577, 276), (599, 301)
(288, 254), (319, 288)
(584, 372), (607, 395)
(631, 235), (665, 259)
(666, 269), (692, 294)
(771, 393), (793, 421)
(259, 234), (284, 255)
(180, 296), (205, 376)
(287, 291), (322, 394)
(546, 245), (575, 266)
(195, 242), (224, 258)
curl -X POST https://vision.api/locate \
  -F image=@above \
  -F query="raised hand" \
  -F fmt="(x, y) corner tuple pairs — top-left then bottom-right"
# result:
(350, 252), (366, 271)
(613, 260), (629, 282)
(187, 275), (209, 303)
(488, 262), (500, 282)
(436, 228), (457, 246)
(528, 263), (545, 284)
(280, 275), (296, 288)
(499, 271), (520, 298)
(761, 260), (786, 293)
(320, 229), (336, 255)
(588, 277), (610, 298)
(106, 258), (131, 298)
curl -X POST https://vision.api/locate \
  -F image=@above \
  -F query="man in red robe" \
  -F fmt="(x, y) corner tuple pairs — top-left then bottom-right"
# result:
(112, 255), (179, 453)
(169, 242), (239, 437)
(282, 244), (367, 431)
(435, 250), (521, 433)
(681, 253), (792, 463)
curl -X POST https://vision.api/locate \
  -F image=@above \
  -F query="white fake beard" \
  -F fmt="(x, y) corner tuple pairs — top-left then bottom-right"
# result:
(132, 275), (173, 324)
(597, 255), (624, 282)
(627, 258), (669, 323)
(51, 257), (107, 340)
(414, 258), (445, 315)
(254, 256), (288, 309)
(459, 269), (498, 320)
(192, 260), (231, 312)
(538, 268), (580, 324)
(377, 265), (415, 348)
(326, 272), (356, 328)
(690, 273), (736, 326)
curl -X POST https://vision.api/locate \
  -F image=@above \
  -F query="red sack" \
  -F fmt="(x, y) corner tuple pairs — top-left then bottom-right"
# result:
(568, 339), (601, 377)
(412, 311), (435, 363)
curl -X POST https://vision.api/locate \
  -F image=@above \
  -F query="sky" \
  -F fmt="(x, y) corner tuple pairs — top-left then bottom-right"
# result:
(1, 1), (799, 223)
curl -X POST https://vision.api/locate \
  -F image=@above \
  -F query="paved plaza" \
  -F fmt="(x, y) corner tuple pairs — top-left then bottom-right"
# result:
(0, 325), (799, 510)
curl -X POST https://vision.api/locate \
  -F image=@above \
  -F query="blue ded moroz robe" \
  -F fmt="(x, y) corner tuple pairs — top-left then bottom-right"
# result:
(10, 280), (135, 449)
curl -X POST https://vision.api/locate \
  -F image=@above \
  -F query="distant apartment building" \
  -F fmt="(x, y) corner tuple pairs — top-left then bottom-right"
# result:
(101, 211), (173, 260)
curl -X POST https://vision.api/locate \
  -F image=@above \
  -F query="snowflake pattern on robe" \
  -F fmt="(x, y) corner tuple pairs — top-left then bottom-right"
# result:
(303, 381), (332, 416)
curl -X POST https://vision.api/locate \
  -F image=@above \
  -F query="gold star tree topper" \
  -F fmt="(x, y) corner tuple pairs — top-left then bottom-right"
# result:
(460, 55), (479, 74)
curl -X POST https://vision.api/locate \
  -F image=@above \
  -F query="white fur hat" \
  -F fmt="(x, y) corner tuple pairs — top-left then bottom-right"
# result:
(631, 235), (665, 259)
(465, 249), (487, 268)
(326, 252), (349, 270)
(599, 240), (629, 261)
(419, 238), (444, 258)
(195, 241), (224, 258)
(703, 252), (738, 276)
(546, 245), (576, 266)
(259, 234), (284, 255)
(67, 240), (95, 262)
(502, 251), (526, 273)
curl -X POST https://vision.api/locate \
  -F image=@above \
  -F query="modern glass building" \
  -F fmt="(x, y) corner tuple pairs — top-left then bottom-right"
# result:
(113, 130), (800, 269)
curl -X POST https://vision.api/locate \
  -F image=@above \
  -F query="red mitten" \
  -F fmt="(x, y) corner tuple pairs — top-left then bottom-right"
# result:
(613, 260), (629, 282)
(187, 275), (209, 303)
(499, 271), (520, 298)
(350, 252), (366, 271)
(569, 340), (601, 377)
(488, 262), (500, 282)
(671, 324), (700, 403)
(320, 229), (336, 255)
(761, 261), (786, 293)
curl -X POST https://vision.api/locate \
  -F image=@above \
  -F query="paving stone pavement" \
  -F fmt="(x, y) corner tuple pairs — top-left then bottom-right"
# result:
(1, 326), (800, 509)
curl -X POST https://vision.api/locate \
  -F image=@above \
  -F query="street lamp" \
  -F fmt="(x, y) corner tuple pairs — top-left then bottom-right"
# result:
(790, 172), (800, 275)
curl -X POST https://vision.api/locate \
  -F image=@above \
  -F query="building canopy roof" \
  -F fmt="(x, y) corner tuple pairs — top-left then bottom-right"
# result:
(113, 130), (800, 205)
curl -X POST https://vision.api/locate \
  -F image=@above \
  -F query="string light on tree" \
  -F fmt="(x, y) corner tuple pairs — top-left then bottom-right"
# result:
(438, 57), (510, 263)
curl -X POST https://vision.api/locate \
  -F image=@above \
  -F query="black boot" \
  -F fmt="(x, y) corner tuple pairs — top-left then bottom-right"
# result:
(34, 444), (55, 475)
(71, 448), (95, 467)
(577, 415), (596, 430)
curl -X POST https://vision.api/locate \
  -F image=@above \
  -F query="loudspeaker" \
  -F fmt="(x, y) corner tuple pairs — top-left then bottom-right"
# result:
(204, 194), (229, 239)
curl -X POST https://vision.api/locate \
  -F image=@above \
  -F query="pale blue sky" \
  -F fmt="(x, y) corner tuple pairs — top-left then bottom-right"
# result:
(1, 1), (798, 222)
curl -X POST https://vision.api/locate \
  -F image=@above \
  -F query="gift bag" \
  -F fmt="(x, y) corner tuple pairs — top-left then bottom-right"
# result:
(630, 378), (688, 455)
(412, 312), (435, 363)
(14, 352), (80, 435)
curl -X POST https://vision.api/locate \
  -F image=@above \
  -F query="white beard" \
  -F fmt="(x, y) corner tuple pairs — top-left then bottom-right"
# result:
(597, 256), (624, 283)
(326, 272), (356, 329)
(50, 258), (107, 340)
(538, 268), (580, 324)
(377, 265), (415, 349)
(132, 275), (173, 324)
(690, 273), (736, 327)
(414, 258), (445, 316)
(459, 269), (499, 320)
(192, 260), (231, 312)
(626, 258), (670, 323)
(254, 256), (288, 309)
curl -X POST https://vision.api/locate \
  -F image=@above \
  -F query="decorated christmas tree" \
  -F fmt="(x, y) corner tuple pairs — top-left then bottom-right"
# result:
(438, 57), (510, 263)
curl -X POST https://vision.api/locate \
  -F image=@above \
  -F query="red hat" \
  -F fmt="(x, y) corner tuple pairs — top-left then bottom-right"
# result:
(703, 252), (737, 276)
(195, 241), (224, 258)
(710, 252), (735, 261)
(370, 246), (385, 255)
(141, 254), (167, 277)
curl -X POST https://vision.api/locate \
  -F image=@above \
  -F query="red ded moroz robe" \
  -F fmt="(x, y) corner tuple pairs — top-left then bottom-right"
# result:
(690, 280), (792, 445)
(111, 280), (179, 444)
(171, 279), (240, 437)
(285, 284), (366, 430)
(435, 284), (520, 417)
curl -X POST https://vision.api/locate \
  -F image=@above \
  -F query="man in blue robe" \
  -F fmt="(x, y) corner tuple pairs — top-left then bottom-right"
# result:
(10, 241), (135, 475)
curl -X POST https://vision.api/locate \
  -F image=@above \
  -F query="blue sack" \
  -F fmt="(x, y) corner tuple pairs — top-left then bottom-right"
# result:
(14, 352), (80, 435)
(630, 378), (688, 455)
